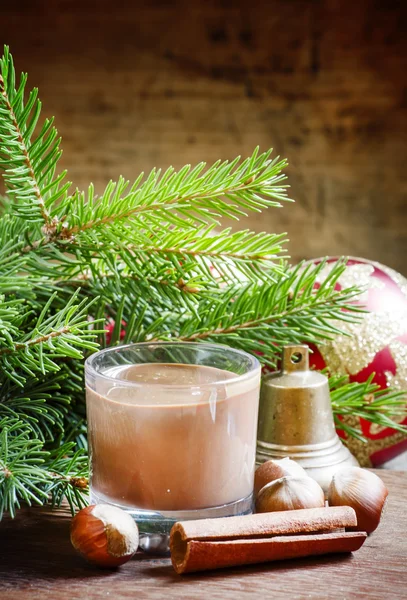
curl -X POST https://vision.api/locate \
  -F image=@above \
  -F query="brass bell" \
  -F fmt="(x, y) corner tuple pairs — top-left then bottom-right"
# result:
(256, 345), (358, 491)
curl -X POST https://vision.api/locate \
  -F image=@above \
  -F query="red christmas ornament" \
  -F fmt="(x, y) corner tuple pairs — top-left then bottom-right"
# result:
(307, 257), (407, 467)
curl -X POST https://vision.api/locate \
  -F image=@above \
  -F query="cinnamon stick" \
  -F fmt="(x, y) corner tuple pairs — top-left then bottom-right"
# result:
(170, 506), (367, 574)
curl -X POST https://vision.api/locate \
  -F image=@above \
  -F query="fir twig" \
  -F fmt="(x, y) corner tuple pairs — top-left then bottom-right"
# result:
(147, 260), (364, 366)
(60, 150), (291, 236)
(0, 290), (103, 386)
(0, 418), (50, 518)
(0, 419), (88, 518)
(330, 374), (407, 441)
(0, 47), (70, 227)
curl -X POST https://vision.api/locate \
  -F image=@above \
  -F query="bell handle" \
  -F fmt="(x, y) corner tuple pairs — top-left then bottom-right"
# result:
(282, 345), (309, 373)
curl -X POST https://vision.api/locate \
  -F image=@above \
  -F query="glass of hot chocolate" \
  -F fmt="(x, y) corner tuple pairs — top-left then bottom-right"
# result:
(85, 342), (261, 552)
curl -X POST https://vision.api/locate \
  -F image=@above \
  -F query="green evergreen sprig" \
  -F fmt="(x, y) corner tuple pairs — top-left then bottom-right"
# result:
(330, 374), (407, 442)
(0, 47), (69, 226)
(0, 45), (406, 519)
(60, 151), (290, 229)
(0, 290), (103, 386)
(0, 418), (88, 518)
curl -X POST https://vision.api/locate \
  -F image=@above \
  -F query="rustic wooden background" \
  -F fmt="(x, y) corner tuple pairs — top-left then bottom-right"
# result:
(1, 0), (407, 273)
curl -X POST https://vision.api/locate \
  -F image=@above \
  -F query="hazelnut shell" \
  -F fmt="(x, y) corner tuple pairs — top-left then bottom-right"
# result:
(254, 458), (307, 497)
(70, 504), (139, 568)
(256, 475), (325, 513)
(328, 467), (388, 534)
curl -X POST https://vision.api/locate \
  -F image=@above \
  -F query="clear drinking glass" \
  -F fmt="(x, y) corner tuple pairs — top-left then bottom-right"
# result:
(85, 341), (261, 552)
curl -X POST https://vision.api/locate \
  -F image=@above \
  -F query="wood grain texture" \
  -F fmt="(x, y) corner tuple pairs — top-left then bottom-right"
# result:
(1, 0), (407, 273)
(0, 470), (406, 599)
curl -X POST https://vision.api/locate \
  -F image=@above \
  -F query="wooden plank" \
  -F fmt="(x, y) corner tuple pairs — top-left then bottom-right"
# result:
(1, 0), (407, 274)
(0, 470), (406, 599)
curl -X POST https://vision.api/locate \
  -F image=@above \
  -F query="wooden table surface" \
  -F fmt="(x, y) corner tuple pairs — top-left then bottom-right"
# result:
(1, 470), (406, 600)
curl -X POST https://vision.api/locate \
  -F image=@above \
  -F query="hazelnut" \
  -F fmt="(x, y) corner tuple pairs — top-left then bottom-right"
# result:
(256, 476), (325, 513)
(254, 458), (307, 497)
(328, 467), (388, 534)
(70, 504), (139, 568)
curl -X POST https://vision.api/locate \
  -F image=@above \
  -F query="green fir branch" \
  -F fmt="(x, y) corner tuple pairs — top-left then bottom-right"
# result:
(58, 150), (291, 235)
(0, 419), (88, 518)
(13, 155), (292, 286)
(0, 418), (50, 518)
(43, 444), (89, 513)
(330, 374), (407, 441)
(148, 260), (363, 366)
(0, 374), (72, 443)
(0, 45), (406, 520)
(0, 290), (103, 386)
(97, 223), (289, 284)
(0, 46), (70, 226)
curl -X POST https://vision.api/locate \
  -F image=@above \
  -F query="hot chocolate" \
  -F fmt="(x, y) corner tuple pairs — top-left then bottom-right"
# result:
(87, 362), (260, 511)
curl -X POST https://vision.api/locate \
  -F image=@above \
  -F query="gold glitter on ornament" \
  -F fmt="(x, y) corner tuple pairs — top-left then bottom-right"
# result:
(386, 340), (407, 390)
(342, 416), (407, 467)
(341, 416), (373, 467)
(309, 258), (407, 459)
(367, 340), (407, 435)
(319, 312), (407, 376)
